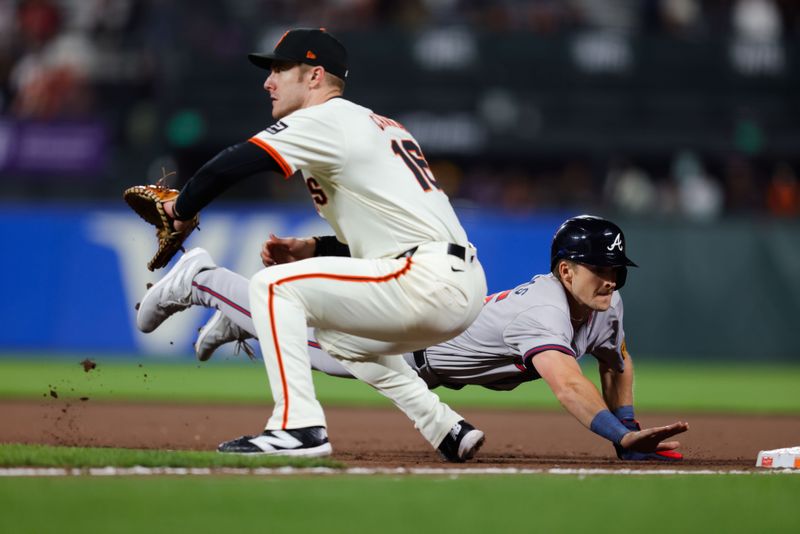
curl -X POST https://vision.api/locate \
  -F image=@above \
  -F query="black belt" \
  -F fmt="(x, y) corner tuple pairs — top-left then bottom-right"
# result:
(413, 349), (426, 368)
(395, 243), (468, 261)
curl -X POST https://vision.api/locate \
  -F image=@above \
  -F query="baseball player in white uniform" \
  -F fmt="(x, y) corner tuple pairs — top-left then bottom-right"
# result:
(136, 28), (488, 461)
(155, 216), (689, 460)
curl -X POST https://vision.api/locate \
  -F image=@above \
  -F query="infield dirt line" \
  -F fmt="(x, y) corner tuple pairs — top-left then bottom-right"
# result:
(2, 466), (798, 477)
(5, 401), (800, 469)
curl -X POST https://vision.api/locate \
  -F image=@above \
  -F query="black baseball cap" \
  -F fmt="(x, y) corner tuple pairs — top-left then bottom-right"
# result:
(248, 28), (348, 79)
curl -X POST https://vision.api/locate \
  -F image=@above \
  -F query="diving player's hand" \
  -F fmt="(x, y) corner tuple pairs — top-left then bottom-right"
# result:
(618, 421), (688, 456)
(261, 234), (316, 266)
(614, 418), (684, 461)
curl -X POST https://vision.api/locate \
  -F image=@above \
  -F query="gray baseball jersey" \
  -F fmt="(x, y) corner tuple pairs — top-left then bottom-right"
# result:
(195, 268), (628, 392)
(411, 273), (628, 391)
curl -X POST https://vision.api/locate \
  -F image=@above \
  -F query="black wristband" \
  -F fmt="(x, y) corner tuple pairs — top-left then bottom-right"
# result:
(313, 236), (350, 257)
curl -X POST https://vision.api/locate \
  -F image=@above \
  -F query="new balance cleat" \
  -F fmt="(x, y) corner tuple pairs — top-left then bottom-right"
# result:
(437, 420), (485, 462)
(218, 426), (332, 457)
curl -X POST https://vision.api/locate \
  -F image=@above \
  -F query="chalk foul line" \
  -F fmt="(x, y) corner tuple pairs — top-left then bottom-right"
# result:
(1, 466), (798, 477)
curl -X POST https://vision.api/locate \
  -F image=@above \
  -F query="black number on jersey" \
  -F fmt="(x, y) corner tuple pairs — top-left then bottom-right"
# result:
(391, 139), (440, 192)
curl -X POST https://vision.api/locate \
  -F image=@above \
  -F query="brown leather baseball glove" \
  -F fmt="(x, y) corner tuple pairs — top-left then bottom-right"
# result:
(123, 184), (199, 271)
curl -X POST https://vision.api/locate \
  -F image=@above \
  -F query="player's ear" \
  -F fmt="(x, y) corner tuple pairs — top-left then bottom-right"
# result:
(558, 261), (573, 283)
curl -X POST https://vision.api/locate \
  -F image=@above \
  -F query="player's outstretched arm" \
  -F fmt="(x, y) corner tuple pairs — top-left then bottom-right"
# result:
(532, 350), (612, 428)
(599, 354), (686, 461)
(598, 355), (634, 412)
(169, 141), (286, 227)
(533, 350), (689, 458)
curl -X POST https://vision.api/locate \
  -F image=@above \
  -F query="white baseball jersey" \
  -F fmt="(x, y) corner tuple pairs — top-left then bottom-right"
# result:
(242, 96), (486, 445)
(250, 98), (468, 258)
(418, 273), (628, 391)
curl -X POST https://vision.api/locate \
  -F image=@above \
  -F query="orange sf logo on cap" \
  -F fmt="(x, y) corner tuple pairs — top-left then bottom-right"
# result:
(306, 50), (317, 59)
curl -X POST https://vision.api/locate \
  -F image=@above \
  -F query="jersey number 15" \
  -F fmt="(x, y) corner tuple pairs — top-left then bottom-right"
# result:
(391, 139), (441, 192)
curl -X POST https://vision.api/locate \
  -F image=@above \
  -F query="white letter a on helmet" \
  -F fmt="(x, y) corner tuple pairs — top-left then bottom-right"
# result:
(607, 233), (623, 251)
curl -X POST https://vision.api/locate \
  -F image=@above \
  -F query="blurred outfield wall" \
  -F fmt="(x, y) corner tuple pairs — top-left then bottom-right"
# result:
(0, 203), (797, 361)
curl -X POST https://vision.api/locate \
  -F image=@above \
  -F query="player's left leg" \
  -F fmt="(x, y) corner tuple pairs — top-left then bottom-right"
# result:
(136, 248), (253, 336)
(316, 329), (462, 448)
(191, 267), (254, 335)
(246, 252), (484, 433)
(313, 330), (484, 462)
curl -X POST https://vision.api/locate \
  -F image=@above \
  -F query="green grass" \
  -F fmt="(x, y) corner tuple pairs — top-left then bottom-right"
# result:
(1, 474), (798, 534)
(1, 357), (800, 413)
(0, 357), (275, 404)
(626, 363), (800, 413)
(1, 357), (798, 533)
(0, 444), (341, 469)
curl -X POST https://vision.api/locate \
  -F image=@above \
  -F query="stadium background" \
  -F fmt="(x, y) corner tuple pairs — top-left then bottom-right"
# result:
(1, 0), (799, 362)
(2, 3), (800, 532)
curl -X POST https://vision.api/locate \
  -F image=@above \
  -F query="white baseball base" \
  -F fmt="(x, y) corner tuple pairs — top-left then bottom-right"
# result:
(756, 446), (800, 468)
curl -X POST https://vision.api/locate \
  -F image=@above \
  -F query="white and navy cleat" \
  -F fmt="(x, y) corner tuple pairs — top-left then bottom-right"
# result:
(195, 310), (255, 361)
(437, 420), (485, 462)
(137, 248), (216, 333)
(218, 427), (332, 457)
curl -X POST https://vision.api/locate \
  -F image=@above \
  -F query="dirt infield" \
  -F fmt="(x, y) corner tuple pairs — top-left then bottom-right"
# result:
(3, 400), (799, 470)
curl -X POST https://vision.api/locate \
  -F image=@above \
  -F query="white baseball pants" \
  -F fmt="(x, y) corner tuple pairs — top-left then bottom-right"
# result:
(247, 242), (486, 446)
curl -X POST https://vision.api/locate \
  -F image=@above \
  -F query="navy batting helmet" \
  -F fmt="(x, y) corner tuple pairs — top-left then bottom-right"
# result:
(550, 215), (637, 289)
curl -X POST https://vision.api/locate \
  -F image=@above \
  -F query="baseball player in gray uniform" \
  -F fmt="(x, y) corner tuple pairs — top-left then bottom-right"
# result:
(136, 28), (488, 461)
(165, 216), (688, 460)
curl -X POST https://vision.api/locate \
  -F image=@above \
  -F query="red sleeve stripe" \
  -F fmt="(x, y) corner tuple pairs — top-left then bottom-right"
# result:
(248, 137), (293, 178)
(495, 290), (512, 302)
(522, 344), (577, 373)
(523, 344), (576, 360)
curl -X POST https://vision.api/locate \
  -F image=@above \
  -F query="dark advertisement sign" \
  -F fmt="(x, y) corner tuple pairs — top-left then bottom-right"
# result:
(0, 118), (107, 175)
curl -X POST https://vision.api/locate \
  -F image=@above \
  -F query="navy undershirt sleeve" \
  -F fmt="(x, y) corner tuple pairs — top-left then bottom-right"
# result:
(173, 141), (284, 220)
